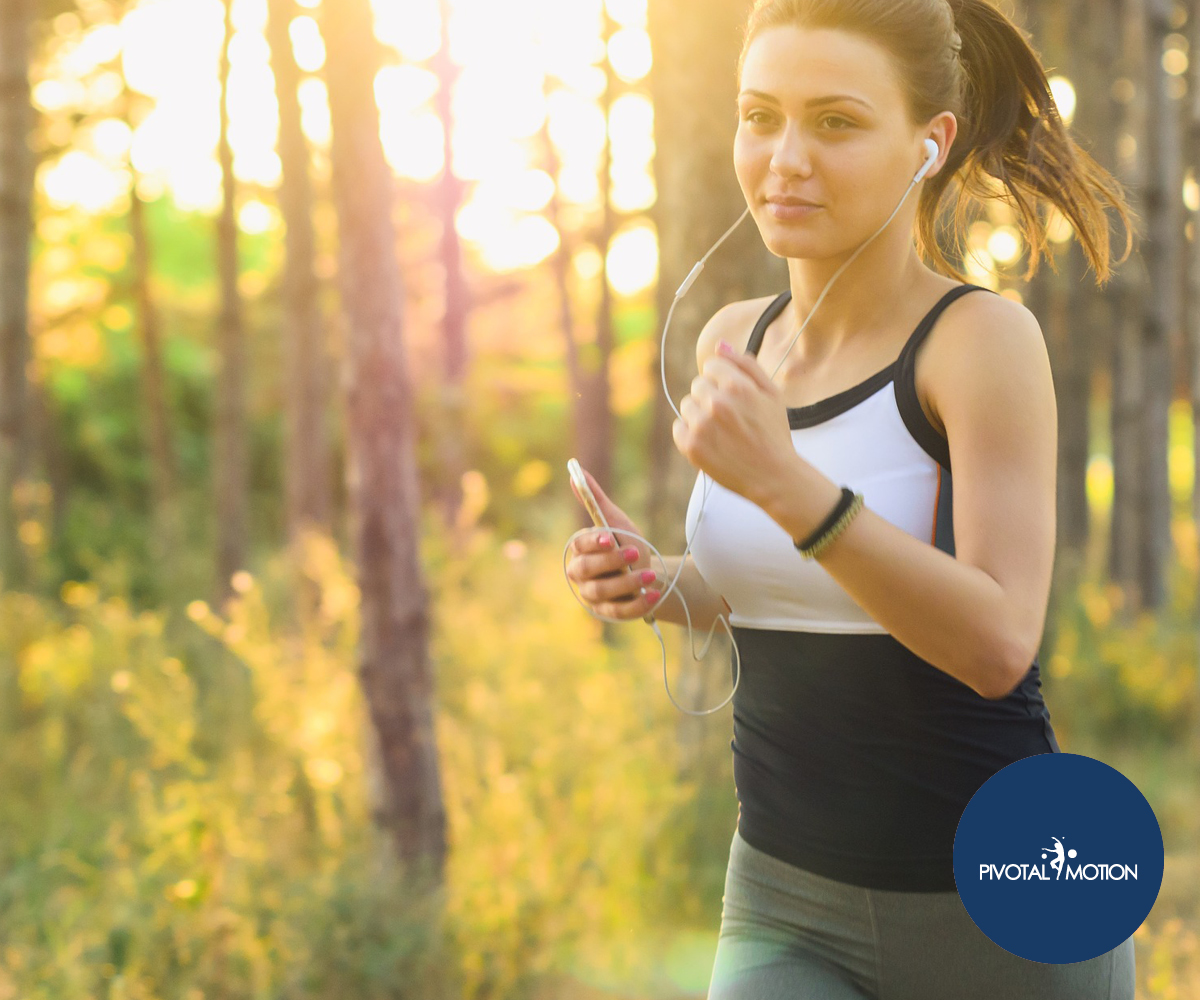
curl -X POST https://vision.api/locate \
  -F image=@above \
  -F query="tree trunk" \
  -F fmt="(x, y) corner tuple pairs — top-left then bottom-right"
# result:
(214, 0), (248, 602)
(1059, 0), (1099, 565)
(1090, 0), (1124, 542)
(322, 0), (446, 885)
(429, 0), (471, 534)
(1189, 0), (1200, 763)
(591, 8), (624, 646)
(1035, 0), (1098, 666)
(1188, 0), (1200, 594)
(539, 76), (586, 527)
(0, 0), (34, 586)
(1138, 0), (1179, 611)
(565, 6), (624, 566)
(266, 0), (332, 549)
(120, 68), (179, 567)
(30, 379), (68, 544)
(1110, 0), (1150, 607)
(1020, 0), (1078, 666)
(646, 0), (786, 775)
(646, 0), (787, 544)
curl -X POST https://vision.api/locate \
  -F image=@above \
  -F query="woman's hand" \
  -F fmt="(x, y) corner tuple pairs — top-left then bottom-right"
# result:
(672, 340), (797, 506)
(567, 467), (661, 620)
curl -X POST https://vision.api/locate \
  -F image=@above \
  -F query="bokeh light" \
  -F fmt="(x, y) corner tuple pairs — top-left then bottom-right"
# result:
(1048, 75), (1076, 126)
(987, 226), (1021, 265)
(606, 223), (657, 295)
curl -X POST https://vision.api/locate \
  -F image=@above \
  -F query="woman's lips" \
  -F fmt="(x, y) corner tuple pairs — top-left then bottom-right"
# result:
(767, 200), (823, 220)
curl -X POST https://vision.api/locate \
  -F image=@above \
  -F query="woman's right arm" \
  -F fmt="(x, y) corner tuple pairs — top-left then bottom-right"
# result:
(568, 302), (743, 632)
(651, 553), (731, 633)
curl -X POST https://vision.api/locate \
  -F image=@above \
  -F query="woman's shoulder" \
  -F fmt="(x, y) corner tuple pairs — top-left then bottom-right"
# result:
(917, 284), (1050, 438)
(694, 293), (785, 372)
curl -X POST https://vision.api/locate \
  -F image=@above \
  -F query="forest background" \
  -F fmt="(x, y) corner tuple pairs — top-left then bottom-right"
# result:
(0, 0), (1197, 997)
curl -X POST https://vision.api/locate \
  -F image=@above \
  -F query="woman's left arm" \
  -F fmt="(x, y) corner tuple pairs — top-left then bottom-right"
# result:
(758, 295), (1057, 701)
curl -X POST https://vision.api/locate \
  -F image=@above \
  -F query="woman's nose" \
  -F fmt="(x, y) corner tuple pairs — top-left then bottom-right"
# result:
(769, 122), (813, 178)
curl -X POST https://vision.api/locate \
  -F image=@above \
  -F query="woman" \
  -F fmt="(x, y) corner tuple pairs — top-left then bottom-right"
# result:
(567, 0), (1137, 995)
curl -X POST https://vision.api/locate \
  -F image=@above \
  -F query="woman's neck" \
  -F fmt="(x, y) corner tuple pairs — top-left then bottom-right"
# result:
(783, 233), (928, 365)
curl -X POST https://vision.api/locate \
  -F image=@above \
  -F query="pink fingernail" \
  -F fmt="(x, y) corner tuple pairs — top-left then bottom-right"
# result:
(647, 589), (661, 603)
(640, 570), (656, 583)
(598, 534), (611, 546)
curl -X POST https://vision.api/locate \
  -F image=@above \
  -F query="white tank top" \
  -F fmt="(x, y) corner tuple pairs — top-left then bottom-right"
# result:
(684, 283), (992, 633)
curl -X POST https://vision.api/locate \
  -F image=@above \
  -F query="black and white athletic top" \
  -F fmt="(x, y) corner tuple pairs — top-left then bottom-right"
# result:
(684, 282), (1060, 893)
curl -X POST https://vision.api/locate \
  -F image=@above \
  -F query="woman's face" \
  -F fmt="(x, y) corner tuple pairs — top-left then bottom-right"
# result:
(734, 25), (944, 260)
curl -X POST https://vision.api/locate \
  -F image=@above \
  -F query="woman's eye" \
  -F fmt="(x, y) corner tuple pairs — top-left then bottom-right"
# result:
(739, 111), (854, 129)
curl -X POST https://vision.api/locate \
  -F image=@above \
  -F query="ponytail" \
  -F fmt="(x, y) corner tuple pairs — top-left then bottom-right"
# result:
(923, 0), (1136, 283)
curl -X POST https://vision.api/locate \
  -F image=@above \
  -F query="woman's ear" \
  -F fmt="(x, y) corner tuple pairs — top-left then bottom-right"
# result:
(921, 111), (958, 180)
(933, 111), (957, 160)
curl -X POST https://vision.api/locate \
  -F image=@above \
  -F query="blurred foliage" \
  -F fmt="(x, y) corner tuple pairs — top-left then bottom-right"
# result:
(0, 505), (726, 999)
(1136, 851), (1200, 1000)
(0, 534), (454, 999)
(424, 495), (718, 999)
(1047, 529), (1198, 748)
(29, 192), (323, 605)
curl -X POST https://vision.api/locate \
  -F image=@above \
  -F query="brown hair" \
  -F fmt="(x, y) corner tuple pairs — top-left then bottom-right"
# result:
(737, 0), (1137, 284)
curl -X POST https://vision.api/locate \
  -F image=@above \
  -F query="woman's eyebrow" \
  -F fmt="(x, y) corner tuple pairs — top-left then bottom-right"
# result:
(736, 89), (873, 110)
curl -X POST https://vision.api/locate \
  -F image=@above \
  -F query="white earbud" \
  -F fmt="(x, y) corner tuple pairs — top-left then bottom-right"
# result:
(914, 138), (940, 183)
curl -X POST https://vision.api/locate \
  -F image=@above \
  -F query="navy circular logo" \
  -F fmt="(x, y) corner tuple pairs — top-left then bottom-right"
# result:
(953, 752), (1163, 964)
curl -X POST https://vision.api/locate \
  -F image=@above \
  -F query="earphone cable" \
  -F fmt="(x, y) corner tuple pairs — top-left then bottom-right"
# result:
(564, 148), (935, 715)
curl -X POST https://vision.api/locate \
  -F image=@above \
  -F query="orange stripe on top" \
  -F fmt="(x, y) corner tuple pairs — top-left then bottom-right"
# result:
(930, 464), (942, 545)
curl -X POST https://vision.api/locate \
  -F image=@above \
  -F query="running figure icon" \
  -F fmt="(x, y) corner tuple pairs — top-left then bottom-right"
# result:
(1041, 836), (1068, 879)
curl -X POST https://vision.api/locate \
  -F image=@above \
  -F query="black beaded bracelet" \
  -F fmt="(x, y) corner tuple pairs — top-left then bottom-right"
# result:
(794, 486), (862, 559)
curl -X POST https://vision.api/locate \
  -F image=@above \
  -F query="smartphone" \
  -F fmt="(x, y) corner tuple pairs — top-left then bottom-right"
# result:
(567, 458), (655, 623)
(567, 458), (608, 529)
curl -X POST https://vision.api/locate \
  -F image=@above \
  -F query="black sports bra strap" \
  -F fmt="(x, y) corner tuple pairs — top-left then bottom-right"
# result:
(744, 291), (791, 356)
(741, 282), (993, 471)
(895, 282), (995, 470)
(896, 283), (994, 361)
(744, 283), (991, 360)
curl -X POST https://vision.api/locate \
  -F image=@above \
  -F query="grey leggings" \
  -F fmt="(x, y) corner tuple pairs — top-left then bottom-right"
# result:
(708, 828), (1136, 1000)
